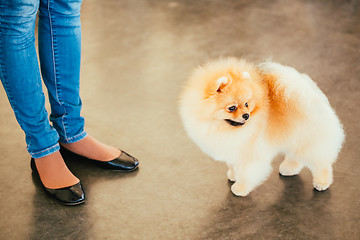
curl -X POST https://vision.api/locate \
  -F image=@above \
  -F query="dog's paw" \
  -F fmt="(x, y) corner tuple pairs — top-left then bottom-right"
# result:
(313, 181), (331, 191)
(227, 168), (236, 182)
(313, 172), (332, 191)
(312, 167), (332, 191)
(279, 159), (303, 176)
(231, 182), (250, 197)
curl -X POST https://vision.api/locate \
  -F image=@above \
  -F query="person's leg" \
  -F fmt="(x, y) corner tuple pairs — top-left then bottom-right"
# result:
(0, 0), (59, 158)
(0, 0), (78, 189)
(38, 0), (120, 161)
(38, 0), (86, 143)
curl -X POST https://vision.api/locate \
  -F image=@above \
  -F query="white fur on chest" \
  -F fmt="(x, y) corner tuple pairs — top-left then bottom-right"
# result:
(182, 115), (267, 164)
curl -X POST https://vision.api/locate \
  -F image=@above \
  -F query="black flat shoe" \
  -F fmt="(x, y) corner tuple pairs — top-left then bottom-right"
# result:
(30, 158), (85, 206)
(60, 146), (139, 172)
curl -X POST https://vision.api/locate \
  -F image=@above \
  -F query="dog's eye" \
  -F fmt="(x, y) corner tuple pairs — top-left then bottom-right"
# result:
(245, 102), (249, 108)
(228, 106), (237, 112)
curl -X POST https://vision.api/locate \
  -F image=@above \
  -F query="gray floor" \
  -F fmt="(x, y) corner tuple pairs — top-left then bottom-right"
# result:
(1, 0), (359, 239)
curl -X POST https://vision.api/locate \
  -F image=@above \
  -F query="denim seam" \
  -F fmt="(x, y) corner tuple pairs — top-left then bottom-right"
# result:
(59, 130), (87, 144)
(29, 142), (59, 155)
(47, 0), (69, 141)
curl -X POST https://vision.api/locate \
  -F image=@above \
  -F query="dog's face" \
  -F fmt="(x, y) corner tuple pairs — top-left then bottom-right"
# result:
(181, 58), (267, 130)
(202, 71), (264, 128)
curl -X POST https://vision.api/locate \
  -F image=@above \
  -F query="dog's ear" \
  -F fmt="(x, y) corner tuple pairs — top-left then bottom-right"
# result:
(216, 76), (230, 93)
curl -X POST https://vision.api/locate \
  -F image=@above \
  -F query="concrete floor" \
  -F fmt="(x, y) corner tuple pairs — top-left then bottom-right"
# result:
(0, 0), (359, 239)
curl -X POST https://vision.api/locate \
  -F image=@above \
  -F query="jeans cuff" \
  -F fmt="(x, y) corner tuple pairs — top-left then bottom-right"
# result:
(30, 143), (60, 158)
(59, 130), (87, 144)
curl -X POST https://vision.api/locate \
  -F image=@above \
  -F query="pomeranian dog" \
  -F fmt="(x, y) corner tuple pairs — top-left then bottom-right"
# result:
(179, 58), (345, 196)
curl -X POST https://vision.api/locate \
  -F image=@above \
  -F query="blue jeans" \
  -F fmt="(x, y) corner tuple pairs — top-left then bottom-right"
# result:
(0, 0), (87, 158)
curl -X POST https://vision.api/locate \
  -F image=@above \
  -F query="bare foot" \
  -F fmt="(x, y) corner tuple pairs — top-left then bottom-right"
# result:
(34, 151), (79, 189)
(60, 135), (121, 162)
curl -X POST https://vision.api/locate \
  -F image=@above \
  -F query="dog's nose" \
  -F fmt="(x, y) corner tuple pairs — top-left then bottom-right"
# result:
(242, 113), (249, 120)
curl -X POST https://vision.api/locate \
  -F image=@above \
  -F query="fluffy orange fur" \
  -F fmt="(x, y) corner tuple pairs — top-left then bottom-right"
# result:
(262, 73), (305, 143)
